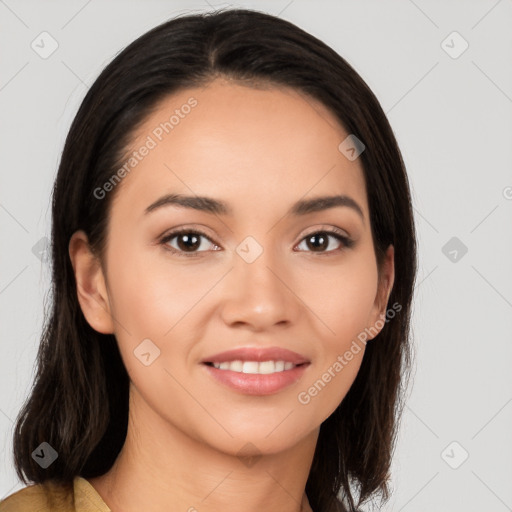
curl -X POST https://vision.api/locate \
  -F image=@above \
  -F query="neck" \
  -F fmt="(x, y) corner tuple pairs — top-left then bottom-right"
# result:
(89, 385), (318, 512)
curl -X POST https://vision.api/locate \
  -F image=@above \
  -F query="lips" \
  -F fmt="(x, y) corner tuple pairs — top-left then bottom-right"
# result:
(201, 346), (310, 365)
(200, 346), (311, 395)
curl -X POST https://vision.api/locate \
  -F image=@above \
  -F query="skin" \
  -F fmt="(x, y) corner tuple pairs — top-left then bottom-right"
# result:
(69, 78), (394, 512)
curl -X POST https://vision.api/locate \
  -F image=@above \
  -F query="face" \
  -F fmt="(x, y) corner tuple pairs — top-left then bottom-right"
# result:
(70, 78), (394, 457)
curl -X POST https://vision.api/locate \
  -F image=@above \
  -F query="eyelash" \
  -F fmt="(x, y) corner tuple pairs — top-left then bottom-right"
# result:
(159, 227), (354, 258)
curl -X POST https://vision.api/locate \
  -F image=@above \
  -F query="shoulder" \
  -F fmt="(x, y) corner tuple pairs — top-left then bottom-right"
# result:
(0, 479), (74, 512)
(0, 477), (110, 512)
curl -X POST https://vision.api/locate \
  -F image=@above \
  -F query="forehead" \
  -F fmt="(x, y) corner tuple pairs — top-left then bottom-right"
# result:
(112, 78), (369, 222)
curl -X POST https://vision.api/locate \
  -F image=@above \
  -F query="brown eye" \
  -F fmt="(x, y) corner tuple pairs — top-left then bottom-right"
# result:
(296, 229), (354, 254)
(160, 229), (218, 257)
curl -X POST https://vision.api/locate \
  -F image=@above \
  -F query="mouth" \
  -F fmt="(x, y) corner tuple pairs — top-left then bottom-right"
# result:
(200, 346), (311, 395)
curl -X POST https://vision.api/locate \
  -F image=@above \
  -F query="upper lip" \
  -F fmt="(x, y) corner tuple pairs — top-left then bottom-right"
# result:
(202, 346), (310, 365)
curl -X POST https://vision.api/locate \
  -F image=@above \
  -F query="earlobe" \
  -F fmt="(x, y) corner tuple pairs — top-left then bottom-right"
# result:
(68, 230), (114, 334)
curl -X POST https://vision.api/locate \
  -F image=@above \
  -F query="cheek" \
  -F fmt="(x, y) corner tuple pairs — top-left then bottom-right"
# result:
(104, 243), (217, 383)
(298, 250), (379, 343)
(105, 239), (200, 336)
(293, 251), (377, 415)
(103, 249), (195, 398)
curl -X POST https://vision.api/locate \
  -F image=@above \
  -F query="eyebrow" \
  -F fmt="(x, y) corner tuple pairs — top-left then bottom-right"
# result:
(144, 193), (364, 220)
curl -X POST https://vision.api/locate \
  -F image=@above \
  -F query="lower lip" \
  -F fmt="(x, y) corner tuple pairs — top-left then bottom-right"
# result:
(202, 363), (310, 396)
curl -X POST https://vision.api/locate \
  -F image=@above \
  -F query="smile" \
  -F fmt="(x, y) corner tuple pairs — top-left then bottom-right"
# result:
(206, 360), (301, 374)
(201, 346), (311, 395)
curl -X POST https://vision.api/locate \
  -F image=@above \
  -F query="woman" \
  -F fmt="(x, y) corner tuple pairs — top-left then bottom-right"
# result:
(1, 7), (417, 512)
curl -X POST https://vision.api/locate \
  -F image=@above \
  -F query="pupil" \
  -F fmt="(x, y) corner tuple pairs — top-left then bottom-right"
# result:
(178, 234), (200, 251)
(308, 233), (327, 251)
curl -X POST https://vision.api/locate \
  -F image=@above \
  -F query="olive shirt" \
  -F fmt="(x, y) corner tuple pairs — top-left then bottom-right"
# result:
(1, 478), (316, 512)
(0, 477), (110, 512)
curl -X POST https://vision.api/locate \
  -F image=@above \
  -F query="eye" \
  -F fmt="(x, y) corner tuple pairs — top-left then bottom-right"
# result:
(160, 228), (219, 258)
(295, 228), (354, 255)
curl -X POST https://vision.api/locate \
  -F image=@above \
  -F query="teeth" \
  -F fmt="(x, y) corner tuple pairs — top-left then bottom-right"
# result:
(229, 360), (243, 372)
(257, 361), (275, 374)
(211, 360), (298, 374)
(243, 361), (260, 374)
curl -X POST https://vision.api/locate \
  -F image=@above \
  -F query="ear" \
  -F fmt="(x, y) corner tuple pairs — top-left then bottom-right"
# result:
(68, 230), (114, 334)
(366, 244), (395, 340)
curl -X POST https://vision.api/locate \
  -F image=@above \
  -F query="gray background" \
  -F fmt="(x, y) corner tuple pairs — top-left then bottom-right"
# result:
(1, 1), (511, 510)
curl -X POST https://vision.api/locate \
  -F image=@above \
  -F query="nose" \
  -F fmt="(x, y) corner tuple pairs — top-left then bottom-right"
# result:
(219, 247), (301, 331)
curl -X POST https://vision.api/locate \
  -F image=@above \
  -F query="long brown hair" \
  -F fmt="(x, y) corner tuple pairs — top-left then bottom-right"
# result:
(11, 8), (417, 511)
